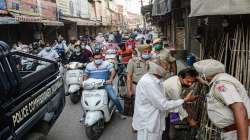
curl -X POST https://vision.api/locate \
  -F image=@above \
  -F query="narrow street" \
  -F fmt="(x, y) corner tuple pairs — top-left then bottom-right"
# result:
(47, 97), (137, 140)
(47, 61), (186, 140)
(1, 0), (250, 139)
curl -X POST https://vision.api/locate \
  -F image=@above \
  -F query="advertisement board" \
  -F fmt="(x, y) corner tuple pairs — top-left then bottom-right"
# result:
(77, 0), (89, 18)
(0, 0), (7, 14)
(0, 0), (6, 10)
(6, 0), (20, 13)
(20, 0), (39, 16)
(57, 0), (70, 16)
(57, 0), (90, 18)
(38, 0), (57, 20)
(7, 0), (39, 16)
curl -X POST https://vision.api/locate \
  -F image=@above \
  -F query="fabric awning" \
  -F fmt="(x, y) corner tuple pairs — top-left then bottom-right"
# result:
(42, 20), (64, 26)
(60, 17), (96, 26)
(0, 17), (19, 25)
(189, 0), (250, 17)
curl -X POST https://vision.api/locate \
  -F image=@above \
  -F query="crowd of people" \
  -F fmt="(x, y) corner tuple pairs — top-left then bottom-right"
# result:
(11, 28), (250, 140)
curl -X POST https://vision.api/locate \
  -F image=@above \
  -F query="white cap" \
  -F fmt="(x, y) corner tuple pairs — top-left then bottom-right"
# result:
(193, 59), (225, 77)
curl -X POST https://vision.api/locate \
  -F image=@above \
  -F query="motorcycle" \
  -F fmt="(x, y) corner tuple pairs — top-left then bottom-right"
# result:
(81, 78), (116, 140)
(65, 62), (85, 104)
(104, 49), (118, 70)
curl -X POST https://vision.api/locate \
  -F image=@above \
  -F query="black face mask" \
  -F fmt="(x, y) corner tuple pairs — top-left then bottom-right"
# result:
(70, 41), (76, 44)
(182, 84), (190, 88)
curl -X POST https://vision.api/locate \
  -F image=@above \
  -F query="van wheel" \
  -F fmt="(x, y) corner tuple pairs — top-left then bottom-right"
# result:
(70, 91), (81, 104)
(26, 132), (46, 140)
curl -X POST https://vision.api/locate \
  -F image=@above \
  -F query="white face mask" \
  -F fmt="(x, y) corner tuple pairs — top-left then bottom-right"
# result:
(151, 53), (159, 59)
(94, 59), (103, 65)
(75, 47), (81, 53)
(45, 47), (51, 52)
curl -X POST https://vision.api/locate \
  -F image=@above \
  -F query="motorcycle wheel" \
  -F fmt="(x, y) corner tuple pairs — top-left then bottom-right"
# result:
(70, 91), (81, 104)
(85, 119), (104, 140)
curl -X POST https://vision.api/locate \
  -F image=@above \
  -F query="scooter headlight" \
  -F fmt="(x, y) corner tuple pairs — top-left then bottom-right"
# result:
(84, 100), (89, 106)
(95, 100), (101, 106)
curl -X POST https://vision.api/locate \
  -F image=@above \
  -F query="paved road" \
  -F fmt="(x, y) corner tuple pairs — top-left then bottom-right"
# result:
(47, 96), (136, 140)
(47, 60), (187, 140)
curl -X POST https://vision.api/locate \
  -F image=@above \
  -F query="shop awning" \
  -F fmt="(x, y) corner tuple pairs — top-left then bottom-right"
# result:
(60, 17), (96, 26)
(189, 0), (250, 17)
(42, 20), (64, 26)
(152, 0), (172, 16)
(141, 4), (153, 15)
(11, 13), (42, 23)
(0, 17), (19, 25)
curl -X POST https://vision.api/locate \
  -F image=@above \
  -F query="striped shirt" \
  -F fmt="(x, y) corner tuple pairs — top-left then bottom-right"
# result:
(85, 61), (113, 80)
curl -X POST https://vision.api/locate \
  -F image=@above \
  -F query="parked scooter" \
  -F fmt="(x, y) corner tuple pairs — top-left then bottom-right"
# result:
(81, 78), (116, 140)
(65, 62), (85, 104)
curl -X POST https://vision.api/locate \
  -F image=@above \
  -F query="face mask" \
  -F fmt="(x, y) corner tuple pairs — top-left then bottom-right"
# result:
(70, 41), (76, 44)
(142, 54), (151, 60)
(75, 47), (81, 53)
(94, 59), (103, 65)
(151, 53), (159, 59)
(45, 47), (51, 52)
(154, 44), (163, 51)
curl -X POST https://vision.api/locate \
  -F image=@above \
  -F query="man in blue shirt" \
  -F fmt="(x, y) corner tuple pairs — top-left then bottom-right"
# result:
(84, 52), (126, 119)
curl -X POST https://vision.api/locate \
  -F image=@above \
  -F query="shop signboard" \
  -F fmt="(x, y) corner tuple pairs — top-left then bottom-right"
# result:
(0, 0), (8, 14)
(20, 0), (39, 16)
(6, 0), (20, 13)
(38, 0), (57, 20)
(57, 0), (71, 16)
(7, 0), (39, 16)
(0, 0), (6, 10)
(77, 0), (89, 18)
(68, 0), (89, 18)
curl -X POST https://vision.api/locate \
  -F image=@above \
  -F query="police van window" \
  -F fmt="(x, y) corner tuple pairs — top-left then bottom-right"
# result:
(12, 54), (53, 77)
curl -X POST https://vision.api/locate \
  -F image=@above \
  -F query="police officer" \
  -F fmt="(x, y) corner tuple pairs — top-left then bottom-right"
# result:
(152, 39), (177, 75)
(126, 50), (151, 116)
(194, 59), (250, 140)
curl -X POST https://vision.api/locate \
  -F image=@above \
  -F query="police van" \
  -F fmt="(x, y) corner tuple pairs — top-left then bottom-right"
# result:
(0, 41), (65, 140)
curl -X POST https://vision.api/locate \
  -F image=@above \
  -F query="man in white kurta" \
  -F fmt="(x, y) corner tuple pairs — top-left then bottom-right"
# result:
(132, 62), (197, 140)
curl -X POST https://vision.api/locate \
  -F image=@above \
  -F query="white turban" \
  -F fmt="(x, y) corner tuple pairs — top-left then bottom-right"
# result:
(148, 61), (167, 78)
(193, 59), (225, 77)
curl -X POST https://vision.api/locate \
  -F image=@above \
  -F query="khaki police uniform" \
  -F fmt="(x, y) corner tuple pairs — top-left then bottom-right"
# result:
(125, 58), (148, 116)
(208, 73), (250, 140)
(127, 58), (148, 84)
